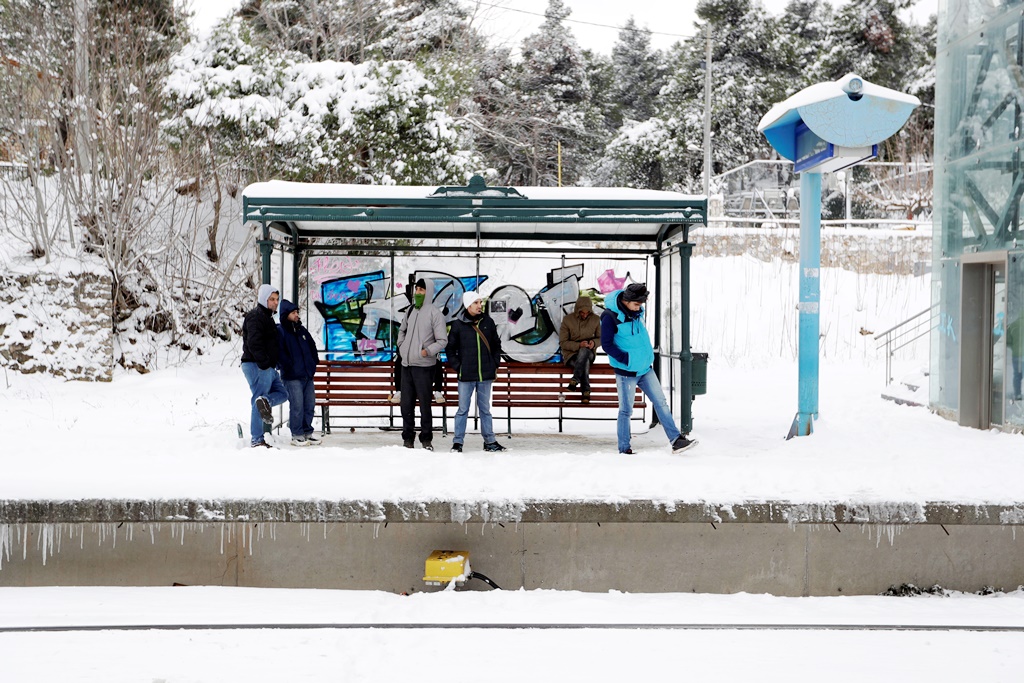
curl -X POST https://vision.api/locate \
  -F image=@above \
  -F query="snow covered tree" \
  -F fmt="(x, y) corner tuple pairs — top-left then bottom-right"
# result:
(609, 18), (664, 128)
(381, 0), (479, 61)
(601, 0), (789, 191)
(775, 0), (835, 85)
(336, 0), (395, 63)
(163, 18), (478, 185)
(237, 0), (351, 61)
(815, 0), (918, 89)
(474, 0), (601, 185)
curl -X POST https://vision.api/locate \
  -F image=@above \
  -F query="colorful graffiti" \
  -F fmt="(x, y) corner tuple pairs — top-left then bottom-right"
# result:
(311, 264), (608, 362)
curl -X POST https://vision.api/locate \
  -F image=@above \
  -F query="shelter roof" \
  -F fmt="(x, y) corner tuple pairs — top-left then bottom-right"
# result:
(242, 177), (706, 244)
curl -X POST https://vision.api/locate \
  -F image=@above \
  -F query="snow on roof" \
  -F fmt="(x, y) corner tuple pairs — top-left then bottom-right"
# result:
(243, 180), (704, 205)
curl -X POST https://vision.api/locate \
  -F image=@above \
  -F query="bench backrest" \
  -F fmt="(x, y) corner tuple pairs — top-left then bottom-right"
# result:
(315, 359), (644, 409)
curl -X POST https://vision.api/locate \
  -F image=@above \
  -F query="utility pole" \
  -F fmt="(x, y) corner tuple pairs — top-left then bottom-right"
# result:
(73, 0), (93, 172)
(702, 23), (713, 197)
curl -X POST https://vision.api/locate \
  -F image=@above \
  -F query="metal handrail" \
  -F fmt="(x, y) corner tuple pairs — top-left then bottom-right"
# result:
(874, 304), (938, 385)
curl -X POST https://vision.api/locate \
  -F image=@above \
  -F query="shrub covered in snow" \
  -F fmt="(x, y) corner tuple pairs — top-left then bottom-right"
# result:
(162, 19), (478, 185)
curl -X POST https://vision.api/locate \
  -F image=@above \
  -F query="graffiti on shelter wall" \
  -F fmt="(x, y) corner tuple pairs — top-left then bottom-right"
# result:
(311, 263), (607, 362)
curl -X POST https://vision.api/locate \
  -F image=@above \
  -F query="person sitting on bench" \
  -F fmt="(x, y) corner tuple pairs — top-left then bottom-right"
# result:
(559, 295), (601, 403)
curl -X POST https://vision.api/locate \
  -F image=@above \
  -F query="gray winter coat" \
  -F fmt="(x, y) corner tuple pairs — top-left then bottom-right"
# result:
(397, 279), (448, 367)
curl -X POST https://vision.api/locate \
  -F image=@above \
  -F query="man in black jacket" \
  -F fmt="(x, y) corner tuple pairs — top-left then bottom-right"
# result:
(446, 291), (507, 452)
(241, 284), (288, 448)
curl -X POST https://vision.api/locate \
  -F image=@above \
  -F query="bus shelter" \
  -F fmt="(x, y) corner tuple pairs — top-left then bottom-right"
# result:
(241, 175), (707, 434)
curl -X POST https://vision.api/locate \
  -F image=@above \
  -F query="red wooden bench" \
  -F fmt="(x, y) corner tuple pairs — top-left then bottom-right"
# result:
(314, 358), (646, 435)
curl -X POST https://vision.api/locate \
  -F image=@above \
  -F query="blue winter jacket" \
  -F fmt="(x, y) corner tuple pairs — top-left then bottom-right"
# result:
(600, 289), (654, 377)
(276, 299), (319, 381)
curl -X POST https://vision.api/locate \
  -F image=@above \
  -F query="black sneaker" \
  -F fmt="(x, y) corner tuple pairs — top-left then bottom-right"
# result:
(620, 448), (633, 455)
(403, 440), (414, 449)
(255, 396), (273, 425)
(450, 443), (463, 453)
(567, 380), (579, 392)
(671, 436), (698, 454)
(483, 441), (507, 452)
(422, 443), (434, 451)
(251, 440), (273, 449)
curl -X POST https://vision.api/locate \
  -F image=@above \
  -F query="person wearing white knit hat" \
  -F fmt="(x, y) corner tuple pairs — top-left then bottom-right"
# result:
(446, 291), (507, 452)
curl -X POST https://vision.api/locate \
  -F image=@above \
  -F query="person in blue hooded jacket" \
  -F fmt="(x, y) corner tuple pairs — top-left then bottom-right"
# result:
(276, 299), (321, 447)
(600, 283), (697, 455)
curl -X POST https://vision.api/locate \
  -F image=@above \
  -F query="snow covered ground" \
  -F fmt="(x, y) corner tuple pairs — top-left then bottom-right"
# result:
(1, 355), (1021, 505)
(0, 251), (1019, 506)
(2, 250), (1023, 681)
(2, 586), (1023, 682)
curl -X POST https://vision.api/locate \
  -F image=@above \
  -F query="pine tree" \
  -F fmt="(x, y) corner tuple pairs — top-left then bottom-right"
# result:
(382, 0), (479, 61)
(500, 0), (601, 185)
(609, 17), (663, 129)
(602, 0), (789, 191)
(815, 0), (918, 89)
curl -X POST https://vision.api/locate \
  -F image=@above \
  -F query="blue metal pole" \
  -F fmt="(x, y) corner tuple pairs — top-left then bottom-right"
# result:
(788, 171), (822, 439)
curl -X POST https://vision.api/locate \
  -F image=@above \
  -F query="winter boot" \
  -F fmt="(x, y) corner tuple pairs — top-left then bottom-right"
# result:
(255, 396), (274, 425)
(671, 436), (698, 454)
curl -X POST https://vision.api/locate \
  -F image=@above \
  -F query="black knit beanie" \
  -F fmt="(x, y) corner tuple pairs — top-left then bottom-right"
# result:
(622, 283), (649, 303)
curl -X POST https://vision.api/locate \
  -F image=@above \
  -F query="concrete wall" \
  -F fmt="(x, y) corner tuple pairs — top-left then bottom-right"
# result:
(2, 521), (1021, 596)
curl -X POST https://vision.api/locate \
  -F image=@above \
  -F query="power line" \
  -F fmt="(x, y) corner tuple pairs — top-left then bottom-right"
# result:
(469, 0), (696, 41)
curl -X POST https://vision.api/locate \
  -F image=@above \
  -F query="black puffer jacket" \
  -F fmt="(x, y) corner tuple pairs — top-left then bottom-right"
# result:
(446, 311), (501, 382)
(241, 304), (279, 370)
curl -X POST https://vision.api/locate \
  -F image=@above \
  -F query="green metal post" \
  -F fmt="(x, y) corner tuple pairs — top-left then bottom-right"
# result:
(260, 219), (271, 285)
(680, 235), (694, 434)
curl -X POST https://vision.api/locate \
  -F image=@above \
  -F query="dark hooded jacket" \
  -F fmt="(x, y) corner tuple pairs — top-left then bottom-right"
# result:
(446, 308), (502, 382)
(276, 299), (319, 381)
(241, 286), (280, 370)
(559, 295), (601, 362)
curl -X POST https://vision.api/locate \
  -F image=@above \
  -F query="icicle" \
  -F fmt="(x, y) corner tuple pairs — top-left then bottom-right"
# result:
(149, 525), (156, 545)
(219, 524), (225, 555)
(0, 524), (10, 570)
(22, 523), (28, 561)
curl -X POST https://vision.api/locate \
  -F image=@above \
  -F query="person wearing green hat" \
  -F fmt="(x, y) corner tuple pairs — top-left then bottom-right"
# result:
(397, 277), (448, 450)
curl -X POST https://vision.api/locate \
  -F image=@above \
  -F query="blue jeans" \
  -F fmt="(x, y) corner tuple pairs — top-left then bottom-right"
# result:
(241, 362), (288, 444)
(615, 369), (681, 453)
(285, 377), (316, 438)
(453, 380), (495, 445)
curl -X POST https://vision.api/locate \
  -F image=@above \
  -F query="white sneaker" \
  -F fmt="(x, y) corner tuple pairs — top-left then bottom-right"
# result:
(389, 391), (401, 404)
(290, 437), (310, 447)
(305, 434), (322, 445)
(433, 391), (445, 404)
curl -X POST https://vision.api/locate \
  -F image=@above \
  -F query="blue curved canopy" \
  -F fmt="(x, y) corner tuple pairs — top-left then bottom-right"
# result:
(758, 74), (920, 161)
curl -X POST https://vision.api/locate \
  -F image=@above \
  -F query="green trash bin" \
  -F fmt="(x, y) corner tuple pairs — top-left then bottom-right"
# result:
(691, 352), (708, 395)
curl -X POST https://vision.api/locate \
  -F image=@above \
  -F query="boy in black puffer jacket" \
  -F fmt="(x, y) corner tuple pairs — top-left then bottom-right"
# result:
(276, 299), (321, 447)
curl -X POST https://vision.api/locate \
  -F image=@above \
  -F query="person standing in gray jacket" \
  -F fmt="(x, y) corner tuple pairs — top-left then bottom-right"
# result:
(397, 277), (448, 450)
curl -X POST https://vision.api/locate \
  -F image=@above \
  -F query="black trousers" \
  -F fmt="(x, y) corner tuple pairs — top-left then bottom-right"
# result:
(401, 365), (435, 444)
(394, 353), (444, 391)
(566, 347), (596, 391)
